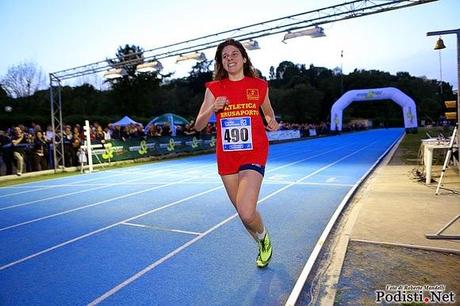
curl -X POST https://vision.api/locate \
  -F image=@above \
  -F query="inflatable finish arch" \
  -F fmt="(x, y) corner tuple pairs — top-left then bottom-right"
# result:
(330, 87), (418, 131)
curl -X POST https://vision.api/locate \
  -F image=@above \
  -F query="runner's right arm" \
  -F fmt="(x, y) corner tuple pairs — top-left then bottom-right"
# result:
(195, 89), (227, 131)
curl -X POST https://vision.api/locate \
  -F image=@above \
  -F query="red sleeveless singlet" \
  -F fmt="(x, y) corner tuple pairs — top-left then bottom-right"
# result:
(206, 76), (269, 175)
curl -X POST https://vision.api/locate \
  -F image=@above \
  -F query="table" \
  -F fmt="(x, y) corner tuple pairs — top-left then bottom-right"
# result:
(422, 139), (458, 184)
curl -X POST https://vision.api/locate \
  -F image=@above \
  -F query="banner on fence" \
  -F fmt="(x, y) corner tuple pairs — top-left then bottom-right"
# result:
(266, 130), (301, 141)
(88, 135), (216, 164)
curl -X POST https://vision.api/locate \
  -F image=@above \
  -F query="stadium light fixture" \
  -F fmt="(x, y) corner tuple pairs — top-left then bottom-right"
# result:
(282, 26), (326, 43)
(136, 60), (163, 73)
(242, 40), (260, 50)
(176, 52), (207, 63)
(103, 68), (127, 79)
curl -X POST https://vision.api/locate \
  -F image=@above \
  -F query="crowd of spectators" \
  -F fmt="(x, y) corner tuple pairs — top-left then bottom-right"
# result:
(278, 121), (329, 137)
(0, 120), (331, 176)
(0, 121), (217, 176)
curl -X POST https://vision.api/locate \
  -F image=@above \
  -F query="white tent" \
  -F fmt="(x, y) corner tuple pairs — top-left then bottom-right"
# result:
(111, 115), (142, 127)
(330, 87), (418, 131)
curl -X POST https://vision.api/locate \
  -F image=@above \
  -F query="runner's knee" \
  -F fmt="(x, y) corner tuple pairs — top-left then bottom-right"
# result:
(238, 208), (257, 225)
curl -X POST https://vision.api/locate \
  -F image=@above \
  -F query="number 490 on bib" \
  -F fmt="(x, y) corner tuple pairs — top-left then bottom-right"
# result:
(221, 117), (253, 151)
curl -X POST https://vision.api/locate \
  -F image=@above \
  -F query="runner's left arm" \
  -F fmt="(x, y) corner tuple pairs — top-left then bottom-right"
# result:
(260, 88), (279, 131)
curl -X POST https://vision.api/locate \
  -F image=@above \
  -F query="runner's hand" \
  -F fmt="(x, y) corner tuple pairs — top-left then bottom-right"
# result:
(213, 96), (228, 112)
(266, 117), (279, 131)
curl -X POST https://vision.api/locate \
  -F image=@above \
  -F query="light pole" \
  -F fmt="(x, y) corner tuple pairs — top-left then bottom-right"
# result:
(340, 50), (344, 94)
(427, 29), (460, 172)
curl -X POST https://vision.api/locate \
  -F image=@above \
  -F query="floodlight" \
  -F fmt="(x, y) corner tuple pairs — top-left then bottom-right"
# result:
(282, 26), (326, 43)
(136, 60), (163, 73)
(176, 52), (206, 63)
(242, 40), (260, 50)
(103, 68), (127, 79)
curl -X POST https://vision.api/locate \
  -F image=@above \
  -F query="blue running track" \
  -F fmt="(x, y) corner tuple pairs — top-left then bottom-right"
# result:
(0, 129), (403, 305)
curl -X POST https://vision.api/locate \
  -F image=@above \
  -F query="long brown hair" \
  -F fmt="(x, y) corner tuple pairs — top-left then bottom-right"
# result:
(213, 39), (257, 80)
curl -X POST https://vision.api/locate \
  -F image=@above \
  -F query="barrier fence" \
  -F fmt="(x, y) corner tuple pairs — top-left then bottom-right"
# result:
(83, 135), (217, 164)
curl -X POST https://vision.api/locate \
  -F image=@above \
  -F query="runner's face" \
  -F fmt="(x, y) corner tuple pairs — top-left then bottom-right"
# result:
(221, 45), (246, 76)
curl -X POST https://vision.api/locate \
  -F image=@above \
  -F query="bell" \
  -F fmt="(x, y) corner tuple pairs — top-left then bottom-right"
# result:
(434, 37), (446, 50)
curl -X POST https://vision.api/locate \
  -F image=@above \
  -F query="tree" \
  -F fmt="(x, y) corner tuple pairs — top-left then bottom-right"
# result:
(269, 66), (275, 80)
(105, 44), (164, 117)
(1, 62), (46, 98)
(0, 85), (8, 101)
(187, 60), (213, 92)
(164, 59), (214, 118)
(107, 44), (145, 78)
(275, 61), (298, 81)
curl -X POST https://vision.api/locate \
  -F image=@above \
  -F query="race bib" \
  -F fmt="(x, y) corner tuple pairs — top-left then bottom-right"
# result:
(221, 117), (253, 151)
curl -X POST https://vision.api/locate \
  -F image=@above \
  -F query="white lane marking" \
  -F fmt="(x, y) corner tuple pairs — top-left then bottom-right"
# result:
(88, 141), (377, 305)
(267, 174), (290, 181)
(121, 222), (202, 236)
(264, 181), (353, 187)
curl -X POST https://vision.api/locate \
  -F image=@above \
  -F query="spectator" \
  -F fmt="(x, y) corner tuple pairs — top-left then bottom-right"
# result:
(94, 126), (105, 144)
(32, 130), (48, 171)
(146, 124), (161, 137)
(72, 127), (83, 160)
(104, 126), (112, 140)
(62, 125), (75, 167)
(183, 123), (197, 136)
(204, 123), (216, 134)
(135, 124), (145, 138)
(0, 130), (13, 175)
(11, 126), (27, 176)
(45, 125), (54, 143)
(161, 123), (172, 137)
(111, 125), (124, 140)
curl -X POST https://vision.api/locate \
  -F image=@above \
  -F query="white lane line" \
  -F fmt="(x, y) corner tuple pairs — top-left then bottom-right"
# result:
(0, 164), (213, 212)
(264, 181), (354, 187)
(121, 222), (202, 236)
(0, 142), (357, 271)
(88, 142), (377, 305)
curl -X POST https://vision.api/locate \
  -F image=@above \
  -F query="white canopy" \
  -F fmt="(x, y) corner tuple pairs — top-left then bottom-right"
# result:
(330, 87), (418, 131)
(111, 115), (142, 127)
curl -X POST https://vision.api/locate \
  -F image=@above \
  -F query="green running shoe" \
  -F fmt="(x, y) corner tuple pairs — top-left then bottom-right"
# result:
(256, 232), (272, 268)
